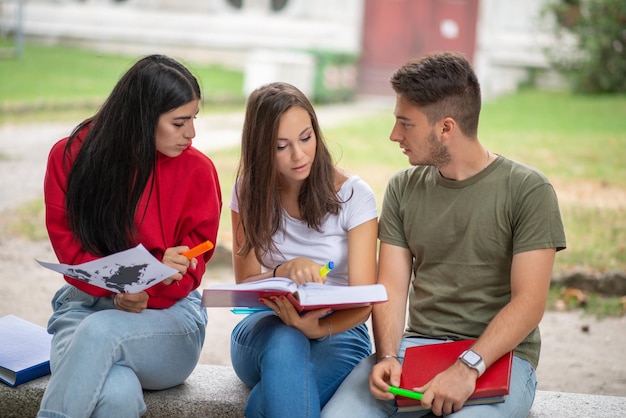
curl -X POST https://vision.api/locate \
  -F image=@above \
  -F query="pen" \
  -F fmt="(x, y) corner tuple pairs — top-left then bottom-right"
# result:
(231, 307), (272, 315)
(388, 386), (423, 401)
(319, 261), (334, 277)
(182, 240), (214, 259)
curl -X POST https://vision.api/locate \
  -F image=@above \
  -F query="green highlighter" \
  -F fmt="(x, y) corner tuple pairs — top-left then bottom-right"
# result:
(389, 385), (423, 400)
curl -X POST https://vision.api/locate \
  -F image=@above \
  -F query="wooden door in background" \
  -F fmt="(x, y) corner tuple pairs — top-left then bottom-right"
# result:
(358, 0), (479, 95)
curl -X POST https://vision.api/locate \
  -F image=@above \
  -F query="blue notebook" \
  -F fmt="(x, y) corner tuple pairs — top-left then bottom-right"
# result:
(0, 315), (52, 387)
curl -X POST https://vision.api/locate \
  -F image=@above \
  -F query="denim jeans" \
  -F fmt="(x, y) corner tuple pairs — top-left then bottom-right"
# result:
(37, 285), (208, 418)
(230, 310), (372, 418)
(321, 337), (537, 418)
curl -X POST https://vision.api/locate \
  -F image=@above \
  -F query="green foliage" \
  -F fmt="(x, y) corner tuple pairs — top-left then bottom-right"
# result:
(543, 0), (626, 93)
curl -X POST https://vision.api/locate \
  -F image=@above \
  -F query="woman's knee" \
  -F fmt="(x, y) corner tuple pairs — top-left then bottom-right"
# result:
(93, 365), (146, 418)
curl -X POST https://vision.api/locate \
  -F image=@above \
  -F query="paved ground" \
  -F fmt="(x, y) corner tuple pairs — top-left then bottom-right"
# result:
(1, 100), (625, 397)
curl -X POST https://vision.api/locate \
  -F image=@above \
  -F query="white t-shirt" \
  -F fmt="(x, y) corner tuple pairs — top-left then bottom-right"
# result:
(230, 175), (377, 286)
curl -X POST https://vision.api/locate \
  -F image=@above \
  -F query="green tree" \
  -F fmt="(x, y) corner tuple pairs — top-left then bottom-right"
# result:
(544, 0), (626, 93)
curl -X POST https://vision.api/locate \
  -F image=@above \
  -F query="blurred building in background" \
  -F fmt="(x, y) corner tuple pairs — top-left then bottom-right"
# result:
(0, 0), (561, 101)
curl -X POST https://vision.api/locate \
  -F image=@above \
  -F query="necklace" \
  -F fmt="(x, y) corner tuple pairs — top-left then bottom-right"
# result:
(484, 149), (491, 169)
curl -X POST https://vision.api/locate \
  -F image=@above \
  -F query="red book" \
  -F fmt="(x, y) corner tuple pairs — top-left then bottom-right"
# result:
(396, 339), (512, 412)
(201, 277), (388, 312)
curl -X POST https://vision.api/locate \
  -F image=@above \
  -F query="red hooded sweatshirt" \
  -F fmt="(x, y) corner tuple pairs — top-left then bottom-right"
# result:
(44, 127), (222, 308)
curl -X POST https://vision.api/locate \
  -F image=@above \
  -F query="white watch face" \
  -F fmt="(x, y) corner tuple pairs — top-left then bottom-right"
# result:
(462, 350), (482, 367)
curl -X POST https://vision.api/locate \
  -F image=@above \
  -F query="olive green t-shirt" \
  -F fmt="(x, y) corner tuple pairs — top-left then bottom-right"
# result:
(379, 156), (566, 368)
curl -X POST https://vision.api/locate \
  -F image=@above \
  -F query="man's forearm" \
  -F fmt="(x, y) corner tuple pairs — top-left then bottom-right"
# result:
(372, 297), (407, 359)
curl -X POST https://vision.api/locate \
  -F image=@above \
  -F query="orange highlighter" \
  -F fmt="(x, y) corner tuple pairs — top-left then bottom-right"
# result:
(182, 240), (214, 259)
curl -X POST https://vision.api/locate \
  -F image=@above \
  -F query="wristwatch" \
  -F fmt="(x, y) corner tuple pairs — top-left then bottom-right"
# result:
(459, 349), (486, 377)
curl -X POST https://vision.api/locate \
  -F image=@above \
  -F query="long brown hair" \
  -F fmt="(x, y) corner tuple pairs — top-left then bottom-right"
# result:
(235, 82), (340, 265)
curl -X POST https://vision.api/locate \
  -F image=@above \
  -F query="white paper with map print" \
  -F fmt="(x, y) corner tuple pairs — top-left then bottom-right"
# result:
(36, 244), (178, 293)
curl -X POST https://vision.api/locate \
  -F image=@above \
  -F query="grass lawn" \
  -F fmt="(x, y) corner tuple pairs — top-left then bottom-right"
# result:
(0, 41), (245, 124)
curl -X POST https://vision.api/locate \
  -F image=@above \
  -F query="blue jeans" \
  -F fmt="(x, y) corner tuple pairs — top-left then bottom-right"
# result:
(37, 285), (208, 418)
(230, 311), (372, 418)
(321, 337), (537, 418)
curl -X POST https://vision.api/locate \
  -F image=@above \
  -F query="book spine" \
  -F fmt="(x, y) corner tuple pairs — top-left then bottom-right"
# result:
(14, 362), (51, 387)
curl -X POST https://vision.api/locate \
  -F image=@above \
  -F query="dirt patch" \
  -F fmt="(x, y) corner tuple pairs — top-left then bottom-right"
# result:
(552, 178), (626, 209)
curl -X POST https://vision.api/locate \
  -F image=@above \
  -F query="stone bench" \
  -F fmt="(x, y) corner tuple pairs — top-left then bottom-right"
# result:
(0, 364), (249, 418)
(2, 365), (625, 417)
(529, 390), (626, 417)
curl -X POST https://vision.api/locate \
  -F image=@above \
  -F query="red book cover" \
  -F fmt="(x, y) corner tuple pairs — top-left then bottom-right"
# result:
(397, 339), (512, 411)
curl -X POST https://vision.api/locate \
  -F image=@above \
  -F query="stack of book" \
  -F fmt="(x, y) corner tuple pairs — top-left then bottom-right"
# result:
(396, 339), (513, 412)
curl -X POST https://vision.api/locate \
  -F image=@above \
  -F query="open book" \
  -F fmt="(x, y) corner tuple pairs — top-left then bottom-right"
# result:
(396, 339), (513, 412)
(201, 277), (388, 312)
